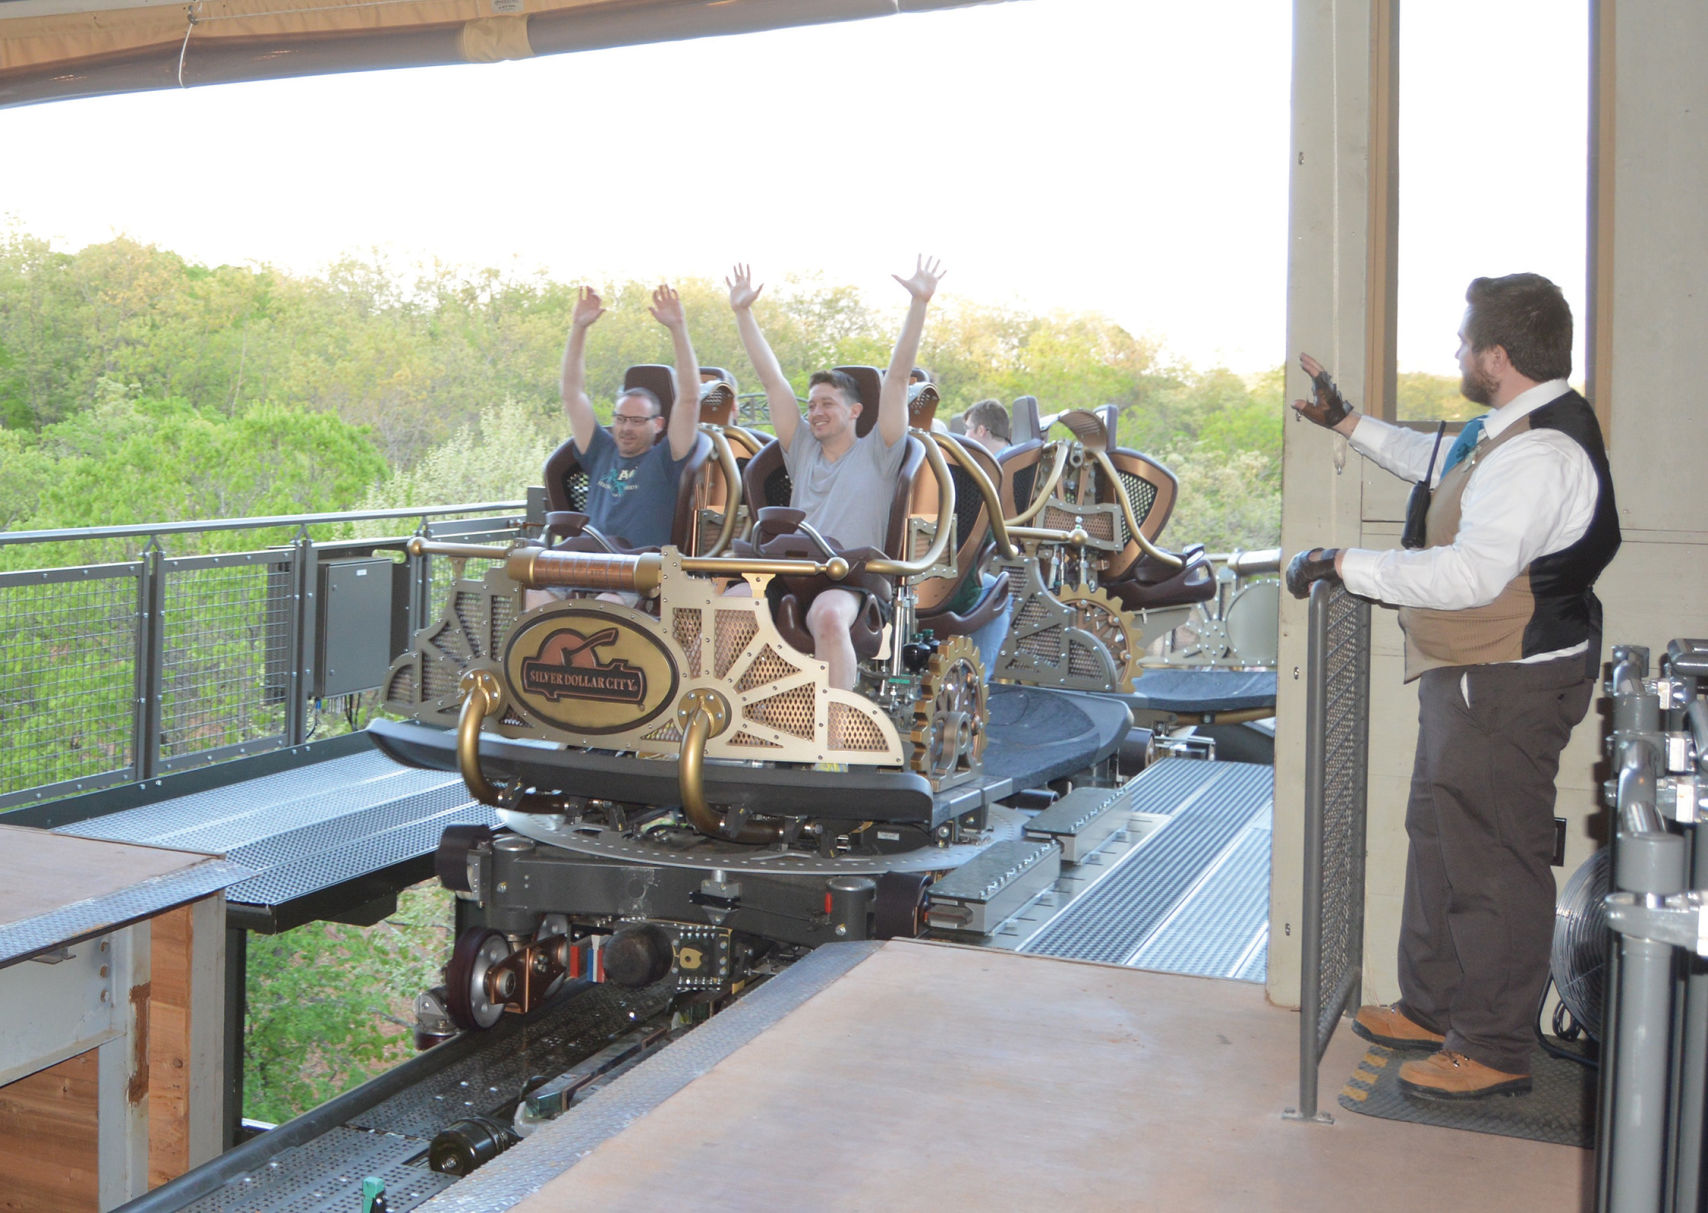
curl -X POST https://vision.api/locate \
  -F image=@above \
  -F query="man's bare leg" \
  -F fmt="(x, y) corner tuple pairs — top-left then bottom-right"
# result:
(807, 588), (861, 693)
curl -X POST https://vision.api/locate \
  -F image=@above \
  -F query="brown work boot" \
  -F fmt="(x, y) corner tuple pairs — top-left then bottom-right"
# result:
(1351, 1003), (1445, 1052)
(1398, 1050), (1532, 1101)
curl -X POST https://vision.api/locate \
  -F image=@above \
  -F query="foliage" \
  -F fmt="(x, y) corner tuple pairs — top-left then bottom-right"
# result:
(1397, 370), (1479, 422)
(244, 882), (453, 1123)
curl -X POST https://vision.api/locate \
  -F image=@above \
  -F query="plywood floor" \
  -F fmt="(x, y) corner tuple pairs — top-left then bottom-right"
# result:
(0, 824), (215, 927)
(515, 941), (1591, 1213)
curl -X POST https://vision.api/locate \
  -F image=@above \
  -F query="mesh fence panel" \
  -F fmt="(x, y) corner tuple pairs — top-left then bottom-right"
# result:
(0, 567), (141, 800)
(1292, 581), (1370, 1120)
(1312, 586), (1370, 1041)
(158, 556), (290, 765)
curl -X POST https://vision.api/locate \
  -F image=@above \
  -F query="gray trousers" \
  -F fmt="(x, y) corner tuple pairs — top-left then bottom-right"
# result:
(1395, 656), (1594, 1074)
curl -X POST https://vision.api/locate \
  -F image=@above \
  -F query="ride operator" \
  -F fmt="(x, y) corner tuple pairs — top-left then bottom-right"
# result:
(726, 256), (945, 691)
(1286, 272), (1620, 1101)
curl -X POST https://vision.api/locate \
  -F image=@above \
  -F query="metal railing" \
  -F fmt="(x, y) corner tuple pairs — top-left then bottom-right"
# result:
(1596, 640), (1708, 1213)
(0, 502), (526, 810)
(1287, 580), (1371, 1123)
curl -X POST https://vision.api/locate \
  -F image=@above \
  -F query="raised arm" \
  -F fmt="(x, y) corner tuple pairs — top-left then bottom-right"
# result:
(649, 284), (702, 462)
(880, 255), (945, 447)
(727, 264), (799, 449)
(561, 286), (606, 454)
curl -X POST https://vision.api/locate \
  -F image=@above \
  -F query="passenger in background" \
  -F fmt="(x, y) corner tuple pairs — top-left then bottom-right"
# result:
(961, 398), (1011, 456)
(909, 366), (933, 385)
(559, 284), (702, 550)
(727, 256), (945, 690)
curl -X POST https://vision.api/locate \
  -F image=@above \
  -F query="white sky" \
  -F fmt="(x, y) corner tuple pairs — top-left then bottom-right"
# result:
(1, 0), (1587, 378)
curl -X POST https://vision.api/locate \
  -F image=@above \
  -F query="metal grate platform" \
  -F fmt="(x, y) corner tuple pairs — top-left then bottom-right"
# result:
(53, 749), (494, 929)
(1019, 760), (1273, 972)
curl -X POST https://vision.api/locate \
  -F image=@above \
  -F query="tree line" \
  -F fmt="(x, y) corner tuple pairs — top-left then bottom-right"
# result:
(0, 227), (1471, 555)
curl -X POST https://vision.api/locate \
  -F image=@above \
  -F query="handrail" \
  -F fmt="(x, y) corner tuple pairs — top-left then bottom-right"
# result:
(0, 501), (526, 547)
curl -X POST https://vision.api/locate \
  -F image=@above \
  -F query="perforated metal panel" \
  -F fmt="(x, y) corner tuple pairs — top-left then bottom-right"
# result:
(53, 750), (493, 912)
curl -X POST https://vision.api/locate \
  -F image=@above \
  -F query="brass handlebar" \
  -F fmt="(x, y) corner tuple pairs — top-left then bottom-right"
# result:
(676, 691), (780, 844)
(456, 668), (505, 806)
(862, 427), (958, 579)
(1005, 440), (1069, 526)
(699, 426), (744, 558)
(1086, 447), (1184, 570)
(930, 433), (1019, 561)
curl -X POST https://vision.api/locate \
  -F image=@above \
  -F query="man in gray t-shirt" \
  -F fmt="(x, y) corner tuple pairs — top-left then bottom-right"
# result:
(728, 256), (944, 690)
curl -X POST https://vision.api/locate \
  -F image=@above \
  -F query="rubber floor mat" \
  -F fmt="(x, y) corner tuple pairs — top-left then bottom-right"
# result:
(1339, 1041), (1596, 1148)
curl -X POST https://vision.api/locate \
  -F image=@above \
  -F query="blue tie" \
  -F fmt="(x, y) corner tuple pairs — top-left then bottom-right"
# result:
(1441, 415), (1487, 474)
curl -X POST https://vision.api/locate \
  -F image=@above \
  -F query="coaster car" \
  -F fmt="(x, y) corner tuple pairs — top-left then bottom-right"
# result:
(988, 398), (1285, 693)
(370, 417), (1128, 1032)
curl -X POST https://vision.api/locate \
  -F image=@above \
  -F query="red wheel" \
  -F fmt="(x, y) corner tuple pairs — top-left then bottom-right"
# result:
(443, 928), (512, 1031)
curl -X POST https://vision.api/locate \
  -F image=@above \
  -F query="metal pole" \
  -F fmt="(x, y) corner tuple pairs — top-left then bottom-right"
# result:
(1674, 822), (1708, 1213)
(1606, 827), (1688, 1213)
(133, 539), (165, 780)
(1288, 579), (1330, 1123)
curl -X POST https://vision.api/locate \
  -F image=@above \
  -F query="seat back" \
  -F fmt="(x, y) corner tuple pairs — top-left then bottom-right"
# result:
(832, 365), (885, 438)
(1044, 407), (1183, 583)
(1011, 395), (1044, 444)
(907, 382), (941, 432)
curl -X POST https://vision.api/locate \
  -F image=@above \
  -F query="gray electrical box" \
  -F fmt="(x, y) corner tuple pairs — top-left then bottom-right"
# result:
(316, 557), (395, 698)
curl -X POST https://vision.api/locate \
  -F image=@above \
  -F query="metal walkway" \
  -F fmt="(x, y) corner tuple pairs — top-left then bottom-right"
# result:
(51, 743), (494, 932)
(990, 759), (1274, 980)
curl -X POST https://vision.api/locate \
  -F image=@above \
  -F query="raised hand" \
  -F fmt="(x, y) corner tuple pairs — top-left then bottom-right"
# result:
(571, 286), (605, 330)
(726, 264), (763, 311)
(892, 254), (946, 302)
(1292, 351), (1354, 429)
(649, 283), (686, 328)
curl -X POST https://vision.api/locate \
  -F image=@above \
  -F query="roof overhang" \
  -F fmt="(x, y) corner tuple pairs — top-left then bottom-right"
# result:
(0, 0), (1003, 109)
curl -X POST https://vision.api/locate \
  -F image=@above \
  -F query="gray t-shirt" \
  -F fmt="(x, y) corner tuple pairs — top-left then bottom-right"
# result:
(784, 426), (908, 552)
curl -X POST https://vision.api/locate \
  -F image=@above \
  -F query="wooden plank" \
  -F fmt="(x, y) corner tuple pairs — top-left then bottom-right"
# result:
(0, 825), (215, 929)
(148, 903), (192, 1189)
(0, 1048), (100, 1212)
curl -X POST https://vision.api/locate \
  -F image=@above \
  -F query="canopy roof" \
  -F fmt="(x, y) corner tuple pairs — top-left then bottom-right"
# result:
(0, 0), (990, 109)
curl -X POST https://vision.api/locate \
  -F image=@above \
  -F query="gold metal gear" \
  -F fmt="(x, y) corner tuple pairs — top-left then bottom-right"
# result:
(1057, 585), (1145, 692)
(909, 634), (987, 782)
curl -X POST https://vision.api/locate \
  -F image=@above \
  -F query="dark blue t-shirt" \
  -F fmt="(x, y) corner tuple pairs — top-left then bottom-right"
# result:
(576, 425), (691, 548)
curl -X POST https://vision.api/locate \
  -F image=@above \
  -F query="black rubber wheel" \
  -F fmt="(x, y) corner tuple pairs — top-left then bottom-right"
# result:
(435, 824), (494, 892)
(872, 871), (932, 940)
(443, 927), (511, 1031)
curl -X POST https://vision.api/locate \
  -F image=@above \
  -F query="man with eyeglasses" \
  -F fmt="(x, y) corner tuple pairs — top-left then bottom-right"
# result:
(727, 256), (944, 691)
(561, 283), (702, 550)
